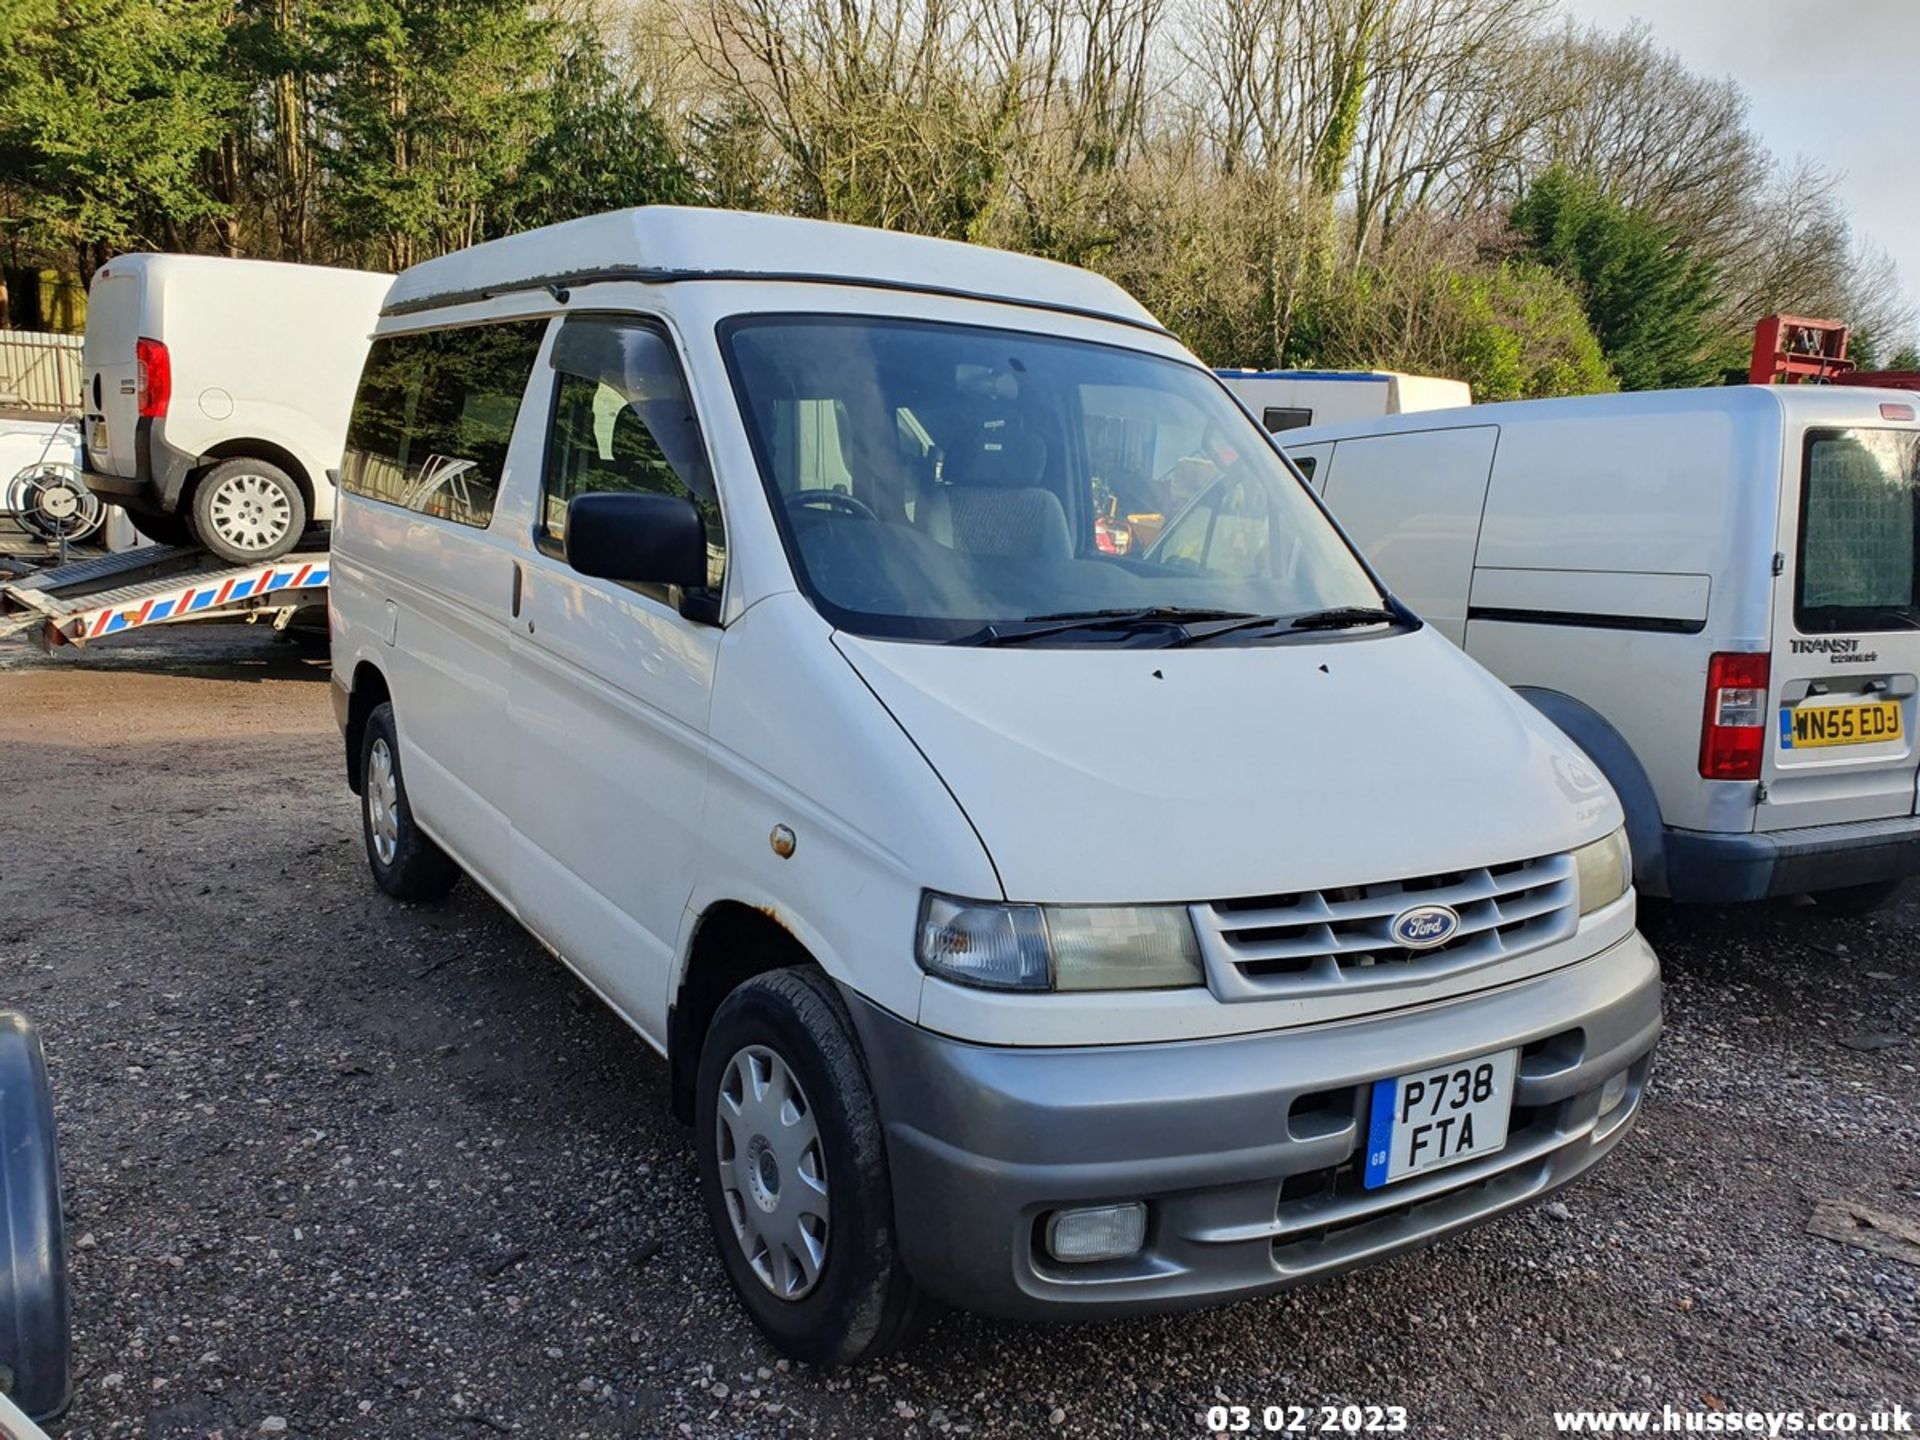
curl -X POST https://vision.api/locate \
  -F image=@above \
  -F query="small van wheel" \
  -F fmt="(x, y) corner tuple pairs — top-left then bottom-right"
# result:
(359, 703), (459, 902)
(696, 968), (935, 1366)
(191, 458), (307, 564)
(1810, 878), (1905, 917)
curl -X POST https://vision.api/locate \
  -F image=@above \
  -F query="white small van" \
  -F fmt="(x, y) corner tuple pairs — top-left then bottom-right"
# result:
(329, 207), (1660, 1362)
(80, 255), (392, 562)
(1284, 386), (1920, 912)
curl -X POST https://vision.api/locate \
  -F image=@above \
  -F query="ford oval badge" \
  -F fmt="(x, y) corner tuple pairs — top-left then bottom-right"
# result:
(1391, 903), (1460, 950)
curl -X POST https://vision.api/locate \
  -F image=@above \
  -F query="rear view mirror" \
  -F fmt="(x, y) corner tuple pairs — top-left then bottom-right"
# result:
(564, 492), (708, 590)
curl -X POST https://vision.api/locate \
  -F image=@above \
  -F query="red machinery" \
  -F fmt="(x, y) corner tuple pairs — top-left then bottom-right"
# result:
(1749, 313), (1920, 391)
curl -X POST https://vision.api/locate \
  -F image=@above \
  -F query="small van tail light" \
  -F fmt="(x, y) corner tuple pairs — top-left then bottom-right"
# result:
(136, 337), (171, 419)
(1699, 651), (1770, 780)
(1880, 402), (1915, 421)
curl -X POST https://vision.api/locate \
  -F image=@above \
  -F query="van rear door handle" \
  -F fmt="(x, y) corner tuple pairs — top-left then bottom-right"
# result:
(510, 561), (523, 618)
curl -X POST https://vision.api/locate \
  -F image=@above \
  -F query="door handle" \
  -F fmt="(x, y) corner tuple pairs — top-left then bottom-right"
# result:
(510, 561), (523, 618)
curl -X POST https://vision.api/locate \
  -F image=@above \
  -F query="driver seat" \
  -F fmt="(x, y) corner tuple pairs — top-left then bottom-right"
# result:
(921, 432), (1071, 560)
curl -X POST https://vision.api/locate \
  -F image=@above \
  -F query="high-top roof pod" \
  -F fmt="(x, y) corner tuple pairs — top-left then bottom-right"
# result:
(380, 205), (1164, 331)
(331, 206), (1661, 1365)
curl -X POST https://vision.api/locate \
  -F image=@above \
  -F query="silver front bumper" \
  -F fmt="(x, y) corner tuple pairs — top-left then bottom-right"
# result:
(844, 931), (1662, 1320)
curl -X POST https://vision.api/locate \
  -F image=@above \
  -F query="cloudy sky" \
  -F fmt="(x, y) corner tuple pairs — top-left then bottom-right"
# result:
(1561, 0), (1920, 316)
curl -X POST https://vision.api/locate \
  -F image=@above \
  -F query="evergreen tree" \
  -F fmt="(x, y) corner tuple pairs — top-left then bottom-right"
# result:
(312, 0), (559, 269)
(0, 0), (239, 272)
(1510, 165), (1738, 391)
(499, 31), (696, 232)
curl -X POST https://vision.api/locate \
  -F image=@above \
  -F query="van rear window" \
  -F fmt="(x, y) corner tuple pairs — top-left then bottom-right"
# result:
(341, 320), (546, 529)
(1796, 428), (1920, 634)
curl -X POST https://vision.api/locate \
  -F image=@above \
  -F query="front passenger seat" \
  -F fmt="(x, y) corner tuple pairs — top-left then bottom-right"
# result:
(921, 432), (1072, 560)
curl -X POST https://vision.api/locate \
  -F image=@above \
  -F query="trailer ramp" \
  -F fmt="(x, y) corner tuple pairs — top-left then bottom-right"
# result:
(0, 546), (329, 649)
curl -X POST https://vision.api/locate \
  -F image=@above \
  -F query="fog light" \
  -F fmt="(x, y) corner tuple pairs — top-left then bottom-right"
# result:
(1046, 1203), (1147, 1263)
(1598, 1069), (1630, 1117)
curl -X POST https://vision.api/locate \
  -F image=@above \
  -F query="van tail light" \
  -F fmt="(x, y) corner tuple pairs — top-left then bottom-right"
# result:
(136, 337), (171, 418)
(1699, 651), (1770, 780)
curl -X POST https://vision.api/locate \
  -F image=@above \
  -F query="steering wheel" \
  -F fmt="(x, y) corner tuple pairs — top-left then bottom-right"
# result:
(785, 488), (878, 521)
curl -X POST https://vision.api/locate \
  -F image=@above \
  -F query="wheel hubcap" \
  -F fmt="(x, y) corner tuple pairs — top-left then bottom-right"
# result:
(367, 738), (400, 867)
(716, 1045), (829, 1300)
(208, 472), (292, 552)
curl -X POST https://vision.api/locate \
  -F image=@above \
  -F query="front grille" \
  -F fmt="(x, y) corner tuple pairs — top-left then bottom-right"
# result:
(1192, 852), (1577, 1002)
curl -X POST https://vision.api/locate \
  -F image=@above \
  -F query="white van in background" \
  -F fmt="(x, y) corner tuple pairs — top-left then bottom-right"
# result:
(1218, 368), (1470, 435)
(330, 207), (1658, 1363)
(1284, 386), (1920, 913)
(79, 255), (392, 563)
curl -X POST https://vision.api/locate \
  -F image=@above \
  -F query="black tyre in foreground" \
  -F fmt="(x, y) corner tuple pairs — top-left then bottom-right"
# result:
(696, 968), (935, 1365)
(359, 702), (461, 902)
(0, 1011), (71, 1422)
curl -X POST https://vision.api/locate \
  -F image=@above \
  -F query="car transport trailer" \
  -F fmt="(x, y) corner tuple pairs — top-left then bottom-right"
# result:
(0, 543), (328, 650)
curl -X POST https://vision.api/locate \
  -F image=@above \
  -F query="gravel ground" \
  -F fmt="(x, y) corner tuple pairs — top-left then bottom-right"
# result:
(1, 625), (1916, 1439)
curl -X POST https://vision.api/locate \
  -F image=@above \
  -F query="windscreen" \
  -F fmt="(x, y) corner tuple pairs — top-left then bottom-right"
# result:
(1798, 427), (1920, 633)
(720, 315), (1385, 644)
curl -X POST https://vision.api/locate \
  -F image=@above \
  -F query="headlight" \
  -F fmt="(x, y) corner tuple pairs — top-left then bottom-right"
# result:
(1573, 827), (1632, 915)
(916, 893), (1204, 992)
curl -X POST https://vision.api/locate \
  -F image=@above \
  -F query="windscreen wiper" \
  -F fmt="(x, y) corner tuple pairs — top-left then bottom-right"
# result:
(1167, 604), (1402, 647)
(1286, 605), (1400, 630)
(958, 606), (1263, 647)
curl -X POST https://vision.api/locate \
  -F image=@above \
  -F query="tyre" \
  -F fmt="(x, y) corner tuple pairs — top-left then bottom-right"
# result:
(0, 1012), (71, 1422)
(189, 458), (308, 564)
(1810, 878), (1905, 917)
(127, 510), (195, 548)
(358, 703), (460, 902)
(696, 968), (935, 1366)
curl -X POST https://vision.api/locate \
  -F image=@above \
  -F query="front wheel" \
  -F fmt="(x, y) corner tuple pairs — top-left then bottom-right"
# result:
(190, 458), (308, 564)
(695, 968), (934, 1365)
(358, 703), (460, 902)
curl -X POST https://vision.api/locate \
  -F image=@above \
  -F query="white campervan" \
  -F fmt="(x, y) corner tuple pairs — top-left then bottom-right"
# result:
(1218, 369), (1470, 435)
(329, 207), (1660, 1362)
(1284, 386), (1920, 913)
(80, 255), (392, 562)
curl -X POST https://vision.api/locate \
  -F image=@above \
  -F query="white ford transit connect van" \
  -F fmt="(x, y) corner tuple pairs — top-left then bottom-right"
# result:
(80, 254), (392, 563)
(1284, 387), (1920, 913)
(329, 207), (1661, 1363)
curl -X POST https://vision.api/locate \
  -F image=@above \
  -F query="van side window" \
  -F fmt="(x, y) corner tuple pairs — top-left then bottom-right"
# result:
(340, 321), (546, 529)
(540, 316), (725, 593)
(1153, 475), (1284, 580)
(1081, 383), (1224, 556)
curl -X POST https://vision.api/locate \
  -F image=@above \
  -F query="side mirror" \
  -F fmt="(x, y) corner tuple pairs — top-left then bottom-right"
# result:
(563, 492), (709, 590)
